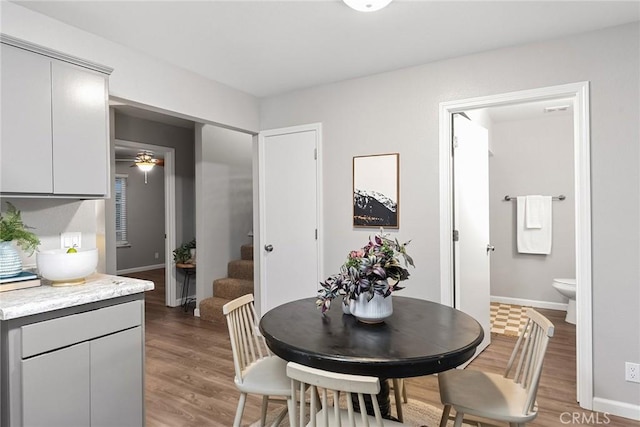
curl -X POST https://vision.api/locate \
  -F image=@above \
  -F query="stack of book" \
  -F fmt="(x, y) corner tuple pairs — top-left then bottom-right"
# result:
(0, 271), (41, 292)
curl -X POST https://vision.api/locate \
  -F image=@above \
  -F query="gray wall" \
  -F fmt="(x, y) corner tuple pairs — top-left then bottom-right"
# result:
(489, 114), (575, 304)
(114, 112), (196, 259)
(259, 23), (639, 410)
(114, 161), (165, 272)
(196, 125), (253, 304)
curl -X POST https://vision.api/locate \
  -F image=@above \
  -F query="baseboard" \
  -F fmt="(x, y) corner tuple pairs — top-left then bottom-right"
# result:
(490, 295), (567, 311)
(117, 264), (165, 275)
(592, 397), (640, 421)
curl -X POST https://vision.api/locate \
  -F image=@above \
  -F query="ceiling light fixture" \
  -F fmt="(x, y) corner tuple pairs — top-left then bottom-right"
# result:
(136, 162), (155, 173)
(343, 0), (393, 12)
(134, 151), (157, 184)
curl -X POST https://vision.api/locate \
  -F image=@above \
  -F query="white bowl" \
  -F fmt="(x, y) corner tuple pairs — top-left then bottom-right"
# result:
(36, 248), (98, 285)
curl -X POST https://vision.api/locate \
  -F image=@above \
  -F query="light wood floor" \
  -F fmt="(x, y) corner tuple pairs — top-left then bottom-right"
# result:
(130, 269), (637, 427)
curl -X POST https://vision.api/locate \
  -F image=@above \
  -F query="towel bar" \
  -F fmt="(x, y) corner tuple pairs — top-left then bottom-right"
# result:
(503, 195), (565, 201)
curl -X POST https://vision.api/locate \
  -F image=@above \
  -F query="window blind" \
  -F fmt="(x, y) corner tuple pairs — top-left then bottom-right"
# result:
(115, 174), (128, 245)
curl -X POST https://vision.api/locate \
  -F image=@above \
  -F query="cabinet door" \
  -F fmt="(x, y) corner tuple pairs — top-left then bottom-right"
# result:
(0, 44), (53, 193)
(22, 342), (91, 427)
(51, 61), (108, 196)
(91, 327), (144, 427)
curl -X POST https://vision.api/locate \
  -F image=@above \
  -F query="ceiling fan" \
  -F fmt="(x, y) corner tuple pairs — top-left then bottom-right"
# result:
(131, 151), (164, 170)
(116, 151), (164, 183)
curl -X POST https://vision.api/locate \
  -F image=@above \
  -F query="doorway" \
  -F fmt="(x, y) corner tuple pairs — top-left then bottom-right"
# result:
(439, 82), (593, 408)
(114, 139), (178, 307)
(255, 123), (323, 316)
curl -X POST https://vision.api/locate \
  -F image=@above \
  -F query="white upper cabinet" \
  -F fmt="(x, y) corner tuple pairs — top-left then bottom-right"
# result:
(51, 61), (109, 195)
(1, 44), (54, 194)
(0, 37), (112, 198)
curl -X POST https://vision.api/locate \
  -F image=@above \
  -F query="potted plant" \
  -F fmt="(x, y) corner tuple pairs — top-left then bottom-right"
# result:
(0, 202), (41, 278)
(316, 230), (414, 322)
(173, 238), (196, 264)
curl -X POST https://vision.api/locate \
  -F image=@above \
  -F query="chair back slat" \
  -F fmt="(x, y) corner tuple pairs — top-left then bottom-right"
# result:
(503, 308), (554, 416)
(223, 294), (272, 383)
(286, 362), (390, 427)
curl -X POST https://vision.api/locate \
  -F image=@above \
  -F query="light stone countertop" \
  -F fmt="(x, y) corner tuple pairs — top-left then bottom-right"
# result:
(0, 273), (154, 320)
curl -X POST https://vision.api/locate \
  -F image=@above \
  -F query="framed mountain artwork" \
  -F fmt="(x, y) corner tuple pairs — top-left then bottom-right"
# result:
(353, 153), (399, 228)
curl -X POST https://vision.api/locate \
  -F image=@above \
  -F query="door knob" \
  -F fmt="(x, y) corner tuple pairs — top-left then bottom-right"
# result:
(265, 244), (274, 252)
(486, 244), (495, 254)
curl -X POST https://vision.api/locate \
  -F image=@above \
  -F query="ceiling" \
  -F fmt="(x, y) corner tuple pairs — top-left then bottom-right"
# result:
(13, 1), (640, 98)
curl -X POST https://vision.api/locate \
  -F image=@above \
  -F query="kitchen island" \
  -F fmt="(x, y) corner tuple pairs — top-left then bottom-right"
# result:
(0, 274), (154, 427)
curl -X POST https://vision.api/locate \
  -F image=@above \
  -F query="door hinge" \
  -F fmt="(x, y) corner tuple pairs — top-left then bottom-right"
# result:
(314, 148), (317, 160)
(315, 229), (318, 240)
(452, 136), (459, 152)
(453, 229), (459, 242)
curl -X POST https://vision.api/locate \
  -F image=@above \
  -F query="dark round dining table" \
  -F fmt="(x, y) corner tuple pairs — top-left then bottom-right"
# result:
(259, 296), (484, 379)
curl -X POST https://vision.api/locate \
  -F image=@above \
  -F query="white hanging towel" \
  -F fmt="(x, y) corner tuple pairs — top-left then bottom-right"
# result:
(517, 196), (552, 254)
(525, 195), (544, 229)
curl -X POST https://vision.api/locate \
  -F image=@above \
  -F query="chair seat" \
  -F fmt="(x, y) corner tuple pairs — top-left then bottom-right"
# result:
(438, 369), (537, 424)
(235, 355), (291, 396)
(308, 408), (406, 427)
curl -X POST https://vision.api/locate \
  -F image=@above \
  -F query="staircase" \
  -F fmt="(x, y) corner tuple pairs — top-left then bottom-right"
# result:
(199, 244), (253, 324)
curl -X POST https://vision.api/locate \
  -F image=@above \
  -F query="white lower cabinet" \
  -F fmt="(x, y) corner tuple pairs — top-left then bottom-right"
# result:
(1, 297), (145, 427)
(22, 342), (91, 427)
(90, 327), (144, 427)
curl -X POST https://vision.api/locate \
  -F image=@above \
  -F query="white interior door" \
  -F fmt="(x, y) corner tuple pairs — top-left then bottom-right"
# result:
(258, 124), (321, 314)
(453, 114), (491, 357)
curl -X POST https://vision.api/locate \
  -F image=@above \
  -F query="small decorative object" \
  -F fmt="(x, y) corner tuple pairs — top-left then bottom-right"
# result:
(317, 229), (414, 323)
(353, 153), (399, 228)
(173, 238), (196, 264)
(37, 248), (99, 286)
(0, 202), (40, 278)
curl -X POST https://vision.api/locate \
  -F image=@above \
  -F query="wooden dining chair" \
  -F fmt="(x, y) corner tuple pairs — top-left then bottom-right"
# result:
(286, 361), (407, 427)
(438, 308), (555, 427)
(223, 294), (290, 427)
(391, 378), (408, 422)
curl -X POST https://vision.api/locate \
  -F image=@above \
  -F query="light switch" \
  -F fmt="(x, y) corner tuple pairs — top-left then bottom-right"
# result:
(60, 232), (82, 249)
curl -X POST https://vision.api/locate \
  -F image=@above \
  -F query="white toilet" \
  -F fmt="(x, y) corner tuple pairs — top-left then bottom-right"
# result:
(552, 278), (576, 324)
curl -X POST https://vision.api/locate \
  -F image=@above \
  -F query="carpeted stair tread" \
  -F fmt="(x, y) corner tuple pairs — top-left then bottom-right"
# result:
(199, 243), (255, 324)
(199, 296), (227, 324)
(228, 259), (253, 281)
(241, 244), (253, 261)
(213, 278), (253, 300)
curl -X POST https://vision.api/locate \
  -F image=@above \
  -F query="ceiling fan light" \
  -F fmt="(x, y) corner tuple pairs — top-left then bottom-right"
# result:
(136, 162), (155, 172)
(343, 0), (393, 12)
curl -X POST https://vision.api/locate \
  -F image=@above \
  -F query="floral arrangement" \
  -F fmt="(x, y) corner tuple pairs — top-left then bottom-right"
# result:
(316, 230), (414, 313)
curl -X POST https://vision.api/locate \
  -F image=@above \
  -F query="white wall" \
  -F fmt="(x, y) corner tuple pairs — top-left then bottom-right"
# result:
(0, 2), (259, 133)
(1, 1), (258, 280)
(489, 114), (575, 304)
(196, 125), (253, 308)
(260, 23), (639, 413)
(0, 198), (99, 269)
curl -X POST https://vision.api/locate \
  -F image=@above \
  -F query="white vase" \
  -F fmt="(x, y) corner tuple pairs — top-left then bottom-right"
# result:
(0, 241), (22, 278)
(341, 298), (352, 315)
(349, 293), (393, 324)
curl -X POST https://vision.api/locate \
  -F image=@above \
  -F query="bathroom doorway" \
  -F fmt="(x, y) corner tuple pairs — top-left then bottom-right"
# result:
(439, 82), (593, 408)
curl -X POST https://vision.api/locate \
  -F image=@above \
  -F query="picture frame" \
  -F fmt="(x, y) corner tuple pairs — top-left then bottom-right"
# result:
(353, 153), (399, 228)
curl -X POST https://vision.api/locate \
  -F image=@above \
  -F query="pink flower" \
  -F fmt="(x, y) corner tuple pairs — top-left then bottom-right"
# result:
(349, 250), (364, 259)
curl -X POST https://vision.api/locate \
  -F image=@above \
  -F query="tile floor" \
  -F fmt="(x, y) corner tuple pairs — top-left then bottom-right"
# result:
(489, 302), (529, 336)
